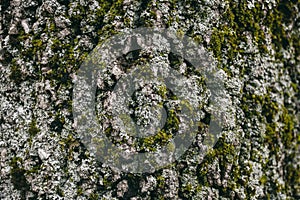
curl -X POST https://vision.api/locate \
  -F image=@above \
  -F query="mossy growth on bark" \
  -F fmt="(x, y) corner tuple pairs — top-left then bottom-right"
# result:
(2, 0), (299, 198)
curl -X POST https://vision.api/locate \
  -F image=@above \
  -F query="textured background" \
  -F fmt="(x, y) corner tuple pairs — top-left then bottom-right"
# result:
(0, 0), (299, 199)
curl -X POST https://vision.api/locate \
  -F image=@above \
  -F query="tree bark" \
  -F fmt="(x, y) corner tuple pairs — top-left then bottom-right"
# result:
(0, 0), (299, 199)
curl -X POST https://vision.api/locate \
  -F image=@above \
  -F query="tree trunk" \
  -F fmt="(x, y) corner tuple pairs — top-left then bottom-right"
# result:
(0, 0), (299, 199)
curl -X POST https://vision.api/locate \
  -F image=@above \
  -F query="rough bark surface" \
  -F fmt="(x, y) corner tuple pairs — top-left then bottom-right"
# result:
(0, 0), (299, 199)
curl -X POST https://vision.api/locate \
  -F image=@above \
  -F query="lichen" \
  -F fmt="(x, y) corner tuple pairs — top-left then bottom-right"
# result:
(2, 0), (299, 199)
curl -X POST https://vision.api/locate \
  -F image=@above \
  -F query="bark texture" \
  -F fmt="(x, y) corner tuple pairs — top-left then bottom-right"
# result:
(0, 0), (299, 199)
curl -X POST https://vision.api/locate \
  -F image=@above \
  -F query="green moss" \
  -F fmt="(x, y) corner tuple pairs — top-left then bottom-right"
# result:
(32, 39), (43, 48)
(138, 129), (171, 152)
(260, 174), (267, 184)
(150, 10), (157, 18)
(210, 28), (224, 61)
(166, 142), (175, 152)
(291, 82), (298, 93)
(136, 108), (179, 152)
(27, 119), (40, 146)
(104, 126), (113, 136)
(157, 175), (165, 188)
(185, 183), (193, 192)
(209, 0), (298, 78)
(89, 193), (99, 200)
(107, 0), (124, 17)
(102, 176), (113, 188)
(193, 35), (203, 45)
(240, 80), (299, 195)
(28, 119), (40, 137)
(157, 85), (167, 99)
(49, 22), (56, 32)
(51, 38), (62, 51)
(165, 109), (179, 132)
(176, 29), (185, 39)
(59, 134), (80, 160)
(280, 108), (295, 147)
(124, 17), (131, 26)
(77, 187), (83, 196)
